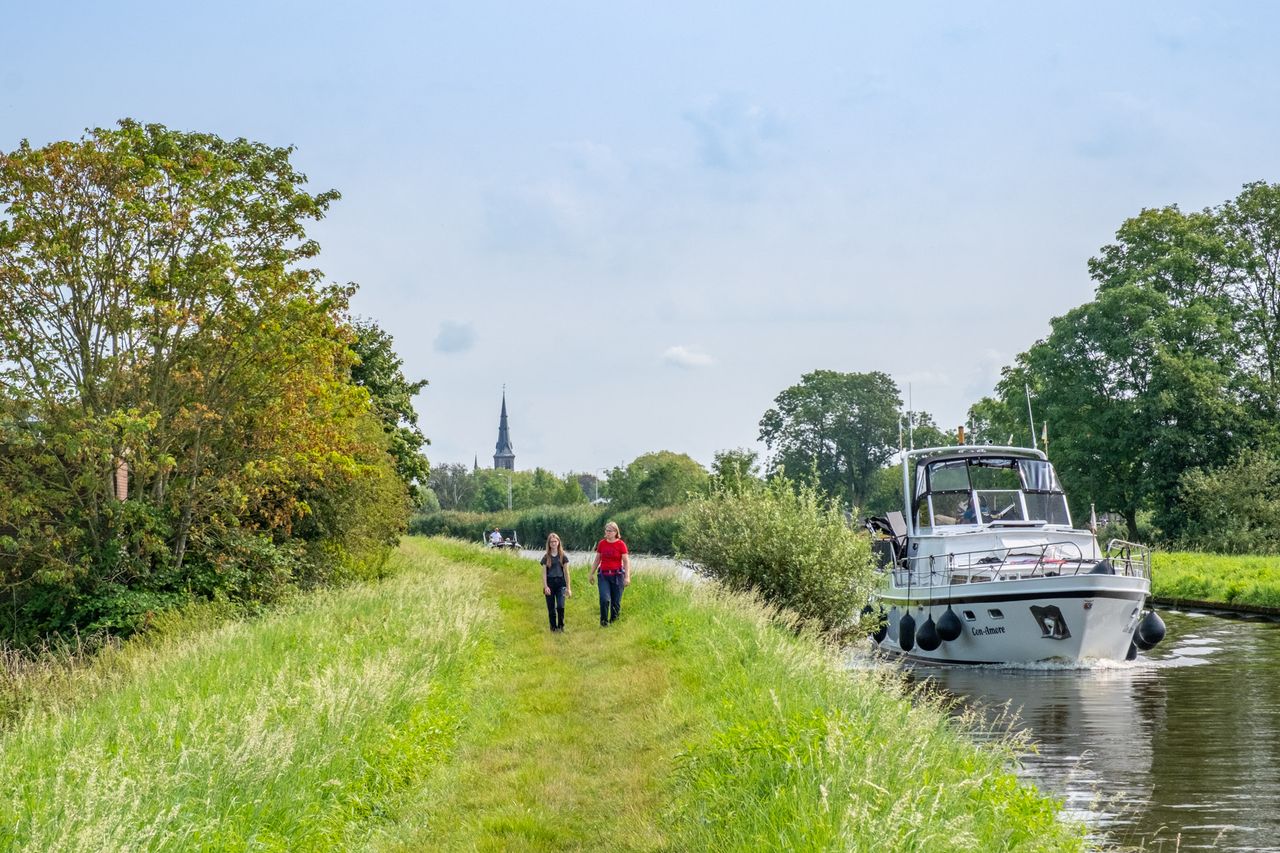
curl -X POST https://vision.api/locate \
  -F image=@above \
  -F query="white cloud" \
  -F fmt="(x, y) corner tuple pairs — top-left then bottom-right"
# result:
(662, 345), (714, 369)
(434, 321), (476, 354)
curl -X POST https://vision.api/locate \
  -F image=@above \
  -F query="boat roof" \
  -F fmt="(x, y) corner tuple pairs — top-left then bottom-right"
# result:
(906, 445), (1047, 464)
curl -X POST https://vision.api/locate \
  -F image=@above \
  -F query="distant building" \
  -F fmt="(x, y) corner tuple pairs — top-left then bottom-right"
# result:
(493, 391), (515, 470)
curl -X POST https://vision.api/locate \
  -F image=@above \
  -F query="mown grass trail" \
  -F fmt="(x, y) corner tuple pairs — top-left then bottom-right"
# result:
(0, 538), (1086, 851)
(370, 539), (677, 850)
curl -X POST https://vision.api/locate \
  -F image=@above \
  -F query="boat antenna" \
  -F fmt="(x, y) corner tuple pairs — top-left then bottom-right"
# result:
(1024, 382), (1038, 450)
(907, 383), (914, 450)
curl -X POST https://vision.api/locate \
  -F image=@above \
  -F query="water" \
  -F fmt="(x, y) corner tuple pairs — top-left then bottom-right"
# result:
(907, 611), (1280, 851)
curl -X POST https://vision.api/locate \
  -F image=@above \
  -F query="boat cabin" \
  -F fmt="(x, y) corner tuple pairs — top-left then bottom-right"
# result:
(912, 448), (1071, 533)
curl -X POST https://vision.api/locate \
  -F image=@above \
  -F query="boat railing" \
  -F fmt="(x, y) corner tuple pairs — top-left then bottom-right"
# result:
(1104, 538), (1151, 580)
(890, 539), (1146, 587)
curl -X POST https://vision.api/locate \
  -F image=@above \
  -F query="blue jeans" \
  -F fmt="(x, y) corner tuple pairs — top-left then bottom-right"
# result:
(598, 573), (625, 624)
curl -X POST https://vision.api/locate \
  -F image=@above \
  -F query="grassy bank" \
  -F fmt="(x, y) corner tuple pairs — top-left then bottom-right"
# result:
(1152, 551), (1280, 611)
(0, 549), (490, 850)
(0, 538), (1084, 851)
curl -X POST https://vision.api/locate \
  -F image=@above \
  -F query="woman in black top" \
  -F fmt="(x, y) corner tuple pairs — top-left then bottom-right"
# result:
(541, 532), (573, 632)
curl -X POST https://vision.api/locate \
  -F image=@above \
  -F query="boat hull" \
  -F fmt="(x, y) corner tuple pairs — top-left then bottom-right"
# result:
(874, 574), (1148, 664)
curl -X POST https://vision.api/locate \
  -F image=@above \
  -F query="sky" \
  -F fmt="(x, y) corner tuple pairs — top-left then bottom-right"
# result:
(4, 1), (1280, 475)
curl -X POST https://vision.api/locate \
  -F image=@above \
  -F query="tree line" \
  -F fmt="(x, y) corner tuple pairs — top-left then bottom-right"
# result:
(968, 182), (1280, 547)
(0, 121), (429, 644)
(427, 450), (713, 513)
(752, 182), (1280, 552)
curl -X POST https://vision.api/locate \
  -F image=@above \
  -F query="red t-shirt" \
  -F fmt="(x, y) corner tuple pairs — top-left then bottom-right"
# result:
(597, 538), (629, 574)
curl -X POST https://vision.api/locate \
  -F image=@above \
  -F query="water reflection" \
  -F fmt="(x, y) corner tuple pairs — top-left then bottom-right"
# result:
(905, 612), (1280, 851)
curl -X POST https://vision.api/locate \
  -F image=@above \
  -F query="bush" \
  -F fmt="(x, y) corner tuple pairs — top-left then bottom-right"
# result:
(1175, 449), (1280, 554)
(675, 477), (877, 638)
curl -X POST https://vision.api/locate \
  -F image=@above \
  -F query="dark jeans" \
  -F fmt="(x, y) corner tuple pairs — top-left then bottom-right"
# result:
(544, 576), (566, 630)
(597, 572), (624, 625)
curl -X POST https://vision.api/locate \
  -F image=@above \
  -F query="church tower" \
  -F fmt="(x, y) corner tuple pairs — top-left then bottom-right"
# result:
(493, 390), (515, 470)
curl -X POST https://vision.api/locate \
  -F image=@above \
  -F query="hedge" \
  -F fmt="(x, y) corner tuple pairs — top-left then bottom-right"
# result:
(409, 505), (684, 555)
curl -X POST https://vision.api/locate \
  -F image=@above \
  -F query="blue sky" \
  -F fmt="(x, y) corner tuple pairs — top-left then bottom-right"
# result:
(4, 2), (1279, 474)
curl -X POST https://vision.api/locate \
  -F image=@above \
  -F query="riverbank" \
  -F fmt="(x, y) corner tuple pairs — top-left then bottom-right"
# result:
(1152, 551), (1280, 615)
(0, 537), (1085, 850)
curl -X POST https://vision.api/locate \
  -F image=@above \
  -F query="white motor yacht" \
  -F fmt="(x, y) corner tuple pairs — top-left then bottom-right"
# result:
(867, 446), (1164, 665)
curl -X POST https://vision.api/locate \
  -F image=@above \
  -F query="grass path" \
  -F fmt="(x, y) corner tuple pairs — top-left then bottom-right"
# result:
(371, 540), (681, 851)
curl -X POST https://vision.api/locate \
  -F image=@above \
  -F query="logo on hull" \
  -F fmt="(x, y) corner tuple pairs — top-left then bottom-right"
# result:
(1030, 604), (1071, 640)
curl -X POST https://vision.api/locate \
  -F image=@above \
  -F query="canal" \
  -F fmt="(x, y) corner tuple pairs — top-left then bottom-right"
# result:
(911, 610), (1280, 851)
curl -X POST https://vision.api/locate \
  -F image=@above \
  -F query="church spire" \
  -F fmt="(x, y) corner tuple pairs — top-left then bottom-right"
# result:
(493, 388), (515, 470)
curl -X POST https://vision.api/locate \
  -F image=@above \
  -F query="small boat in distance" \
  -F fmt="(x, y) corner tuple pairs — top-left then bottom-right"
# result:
(866, 445), (1165, 665)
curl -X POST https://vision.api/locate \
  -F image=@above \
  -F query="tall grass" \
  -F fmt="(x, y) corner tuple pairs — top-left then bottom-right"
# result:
(0, 545), (489, 851)
(637, 573), (1082, 850)
(1153, 551), (1280, 609)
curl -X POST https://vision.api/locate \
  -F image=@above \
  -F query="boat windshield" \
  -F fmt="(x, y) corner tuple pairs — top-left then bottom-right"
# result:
(914, 456), (1071, 528)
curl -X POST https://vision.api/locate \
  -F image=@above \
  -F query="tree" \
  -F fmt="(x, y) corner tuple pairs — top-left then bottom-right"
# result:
(1176, 449), (1280, 554)
(709, 448), (761, 494)
(967, 396), (1022, 447)
(905, 411), (954, 450)
(0, 121), (404, 641)
(1220, 182), (1280, 419)
(972, 184), (1280, 542)
(758, 370), (901, 509)
(605, 451), (709, 510)
(349, 320), (429, 504)
(428, 463), (479, 511)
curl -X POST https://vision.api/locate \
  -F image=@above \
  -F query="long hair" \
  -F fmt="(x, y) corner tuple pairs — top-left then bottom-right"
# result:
(603, 520), (621, 539)
(544, 532), (567, 563)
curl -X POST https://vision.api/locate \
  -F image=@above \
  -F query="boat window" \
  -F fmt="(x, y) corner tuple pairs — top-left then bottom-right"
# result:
(962, 610), (976, 621)
(1023, 492), (1071, 525)
(929, 492), (974, 526)
(928, 460), (970, 492)
(988, 608), (1004, 619)
(975, 490), (1025, 521)
(970, 464), (1019, 491)
(1019, 460), (1063, 493)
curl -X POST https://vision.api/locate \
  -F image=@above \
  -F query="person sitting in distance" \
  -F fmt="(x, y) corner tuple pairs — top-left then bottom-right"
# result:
(489, 527), (503, 546)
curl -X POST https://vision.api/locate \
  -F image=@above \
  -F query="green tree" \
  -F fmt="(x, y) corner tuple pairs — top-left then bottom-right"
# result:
(428, 463), (479, 511)
(966, 396), (1022, 447)
(0, 120), (403, 641)
(349, 320), (430, 504)
(1220, 182), (1280, 417)
(606, 451), (709, 510)
(709, 448), (761, 494)
(905, 411), (954, 450)
(974, 184), (1280, 541)
(1177, 448), (1280, 554)
(758, 370), (901, 509)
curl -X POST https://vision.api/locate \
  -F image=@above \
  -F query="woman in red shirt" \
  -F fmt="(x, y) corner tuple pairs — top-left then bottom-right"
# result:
(590, 521), (630, 626)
